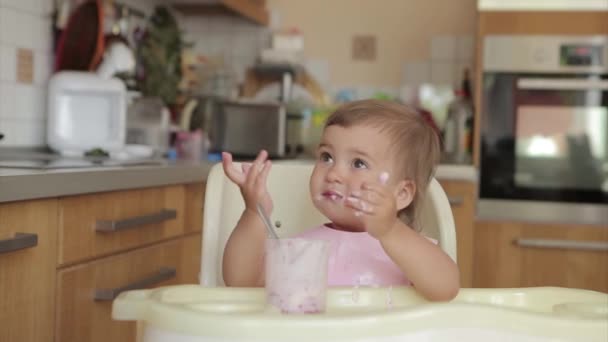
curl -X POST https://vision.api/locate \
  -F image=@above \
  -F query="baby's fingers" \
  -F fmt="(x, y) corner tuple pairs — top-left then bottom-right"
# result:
(345, 196), (374, 215)
(222, 152), (245, 185)
(245, 150), (268, 187)
(255, 160), (272, 190)
(241, 163), (252, 175)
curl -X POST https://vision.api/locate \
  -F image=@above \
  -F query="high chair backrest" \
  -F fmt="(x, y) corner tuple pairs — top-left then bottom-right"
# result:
(200, 162), (457, 286)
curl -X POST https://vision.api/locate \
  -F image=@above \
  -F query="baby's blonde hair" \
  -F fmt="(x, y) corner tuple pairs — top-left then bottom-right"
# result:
(324, 99), (440, 230)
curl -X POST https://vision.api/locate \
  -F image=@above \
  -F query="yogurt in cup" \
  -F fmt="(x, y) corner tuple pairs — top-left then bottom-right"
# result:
(265, 238), (329, 314)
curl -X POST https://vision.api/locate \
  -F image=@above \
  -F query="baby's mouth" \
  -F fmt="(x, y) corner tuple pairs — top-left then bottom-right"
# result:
(322, 190), (344, 202)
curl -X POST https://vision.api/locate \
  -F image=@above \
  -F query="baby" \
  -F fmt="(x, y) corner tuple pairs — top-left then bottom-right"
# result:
(221, 99), (460, 301)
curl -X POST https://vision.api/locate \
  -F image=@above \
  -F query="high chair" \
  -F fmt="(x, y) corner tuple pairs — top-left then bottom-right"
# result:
(200, 161), (457, 286)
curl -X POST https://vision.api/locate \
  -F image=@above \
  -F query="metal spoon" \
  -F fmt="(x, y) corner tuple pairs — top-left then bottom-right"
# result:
(256, 203), (279, 239)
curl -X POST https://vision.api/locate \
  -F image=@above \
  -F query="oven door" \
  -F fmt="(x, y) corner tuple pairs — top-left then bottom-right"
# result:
(480, 73), (608, 205)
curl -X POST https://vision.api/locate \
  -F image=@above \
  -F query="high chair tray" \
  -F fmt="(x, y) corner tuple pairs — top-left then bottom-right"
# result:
(113, 285), (607, 342)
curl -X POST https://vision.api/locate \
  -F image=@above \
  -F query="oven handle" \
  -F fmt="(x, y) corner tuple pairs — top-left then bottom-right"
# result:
(517, 78), (608, 91)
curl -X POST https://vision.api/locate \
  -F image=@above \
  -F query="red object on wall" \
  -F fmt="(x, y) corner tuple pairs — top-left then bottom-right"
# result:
(54, 0), (105, 72)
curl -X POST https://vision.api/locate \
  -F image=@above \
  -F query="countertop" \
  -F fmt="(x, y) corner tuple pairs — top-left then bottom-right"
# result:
(0, 158), (476, 203)
(0, 161), (213, 203)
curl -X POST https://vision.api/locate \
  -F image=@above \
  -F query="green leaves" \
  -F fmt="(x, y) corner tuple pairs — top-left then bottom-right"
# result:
(136, 6), (189, 106)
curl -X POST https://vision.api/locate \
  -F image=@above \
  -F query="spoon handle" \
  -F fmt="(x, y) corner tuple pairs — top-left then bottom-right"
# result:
(256, 203), (279, 239)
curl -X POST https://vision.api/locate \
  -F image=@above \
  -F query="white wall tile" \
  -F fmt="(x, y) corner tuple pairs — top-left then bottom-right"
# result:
(0, 44), (16, 82)
(0, 0), (35, 13)
(0, 82), (15, 118)
(0, 6), (51, 51)
(0, 84), (44, 121)
(2, 0), (52, 14)
(34, 50), (52, 84)
(304, 59), (330, 90)
(232, 31), (258, 58)
(0, 8), (32, 47)
(40, 0), (54, 15)
(14, 84), (45, 119)
(430, 61), (455, 86)
(0, 118), (45, 146)
(431, 35), (456, 62)
(402, 61), (430, 85)
(0, 3), (53, 147)
(34, 16), (53, 52)
(456, 35), (474, 61)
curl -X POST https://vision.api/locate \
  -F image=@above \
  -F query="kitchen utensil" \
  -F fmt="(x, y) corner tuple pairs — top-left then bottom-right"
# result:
(126, 97), (171, 155)
(211, 100), (287, 158)
(265, 238), (329, 314)
(256, 203), (279, 239)
(54, 0), (105, 71)
(47, 71), (127, 156)
(97, 36), (136, 78)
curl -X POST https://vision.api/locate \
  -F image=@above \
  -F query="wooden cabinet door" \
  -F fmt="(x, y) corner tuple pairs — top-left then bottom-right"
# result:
(58, 185), (186, 266)
(56, 234), (201, 342)
(438, 180), (476, 288)
(474, 221), (608, 293)
(184, 182), (205, 233)
(0, 199), (58, 342)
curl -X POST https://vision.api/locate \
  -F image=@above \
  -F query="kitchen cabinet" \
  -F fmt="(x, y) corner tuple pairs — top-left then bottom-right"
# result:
(0, 182), (204, 342)
(474, 221), (608, 293)
(56, 235), (201, 342)
(173, 0), (268, 26)
(438, 179), (476, 288)
(59, 185), (186, 265)
(0, 199), (58, 342)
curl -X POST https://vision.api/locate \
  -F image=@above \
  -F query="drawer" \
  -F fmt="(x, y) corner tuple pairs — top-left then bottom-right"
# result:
(184, 182), (205, 233)
(438, 180), (475, 208)
(58, 185), (186, 266)
(475, 221), (608, 292)
(56, 234), (201, 342)
(0, 199), (57, 342)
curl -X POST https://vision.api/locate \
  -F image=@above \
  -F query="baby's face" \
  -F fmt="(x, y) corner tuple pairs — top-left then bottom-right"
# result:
(309, 124), (400, 230)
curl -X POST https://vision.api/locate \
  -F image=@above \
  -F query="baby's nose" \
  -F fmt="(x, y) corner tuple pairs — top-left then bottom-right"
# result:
(326, 165), (344, 183)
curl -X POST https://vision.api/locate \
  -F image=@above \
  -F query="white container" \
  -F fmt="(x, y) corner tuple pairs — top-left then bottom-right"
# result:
(47, 71), (127, 156)
(113, 285), (608, 342)
(265, 238), (329, 314)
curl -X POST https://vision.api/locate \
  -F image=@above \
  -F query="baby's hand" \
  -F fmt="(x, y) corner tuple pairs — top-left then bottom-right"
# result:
(344, 172), (399, 240)
(222, 150), (273, 214)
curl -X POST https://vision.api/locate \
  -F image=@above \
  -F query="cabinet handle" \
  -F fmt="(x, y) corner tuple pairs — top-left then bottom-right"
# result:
(514, 238), (608, 252)
(94, 267), (176, 301)
(448, 196), (464, 206)
(0, 233), (38, 254)
(96, 209), (177, 233)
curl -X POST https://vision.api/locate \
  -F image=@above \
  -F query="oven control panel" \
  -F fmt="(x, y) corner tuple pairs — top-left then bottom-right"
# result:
(560, 44), (604, 67)
(484, 35), (607, 73)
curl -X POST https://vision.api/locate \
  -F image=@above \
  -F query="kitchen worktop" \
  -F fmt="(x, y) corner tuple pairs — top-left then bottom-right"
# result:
(0, 158), (476, 203)
(0, 161), (213, 203)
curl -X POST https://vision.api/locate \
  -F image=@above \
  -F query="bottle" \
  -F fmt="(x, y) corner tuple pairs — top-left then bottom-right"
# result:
(443, 69), (474, 164)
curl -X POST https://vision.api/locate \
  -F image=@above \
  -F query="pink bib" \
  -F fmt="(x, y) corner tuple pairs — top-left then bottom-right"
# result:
(295, 224), (411, 287)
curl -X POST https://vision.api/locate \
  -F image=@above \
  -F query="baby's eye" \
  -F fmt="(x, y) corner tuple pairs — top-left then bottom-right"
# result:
(352, 158), (368, 169)
(319, 151), (333, 163)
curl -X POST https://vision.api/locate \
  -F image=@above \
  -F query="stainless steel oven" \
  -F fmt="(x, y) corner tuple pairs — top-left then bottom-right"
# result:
(479, 35), (608, 225)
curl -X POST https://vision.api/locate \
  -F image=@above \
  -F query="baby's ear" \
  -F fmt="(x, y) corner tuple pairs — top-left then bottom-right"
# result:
(395, 180), (415, 211)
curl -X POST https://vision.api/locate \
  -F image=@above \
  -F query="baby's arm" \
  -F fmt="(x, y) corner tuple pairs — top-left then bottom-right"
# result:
(379, 222), (460, 301)
(222, 209), (267, 287)
(220, 151), (271, 287)
(345, 179), (459, 301)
